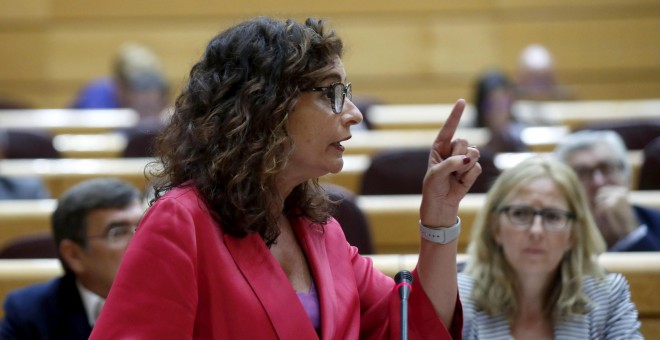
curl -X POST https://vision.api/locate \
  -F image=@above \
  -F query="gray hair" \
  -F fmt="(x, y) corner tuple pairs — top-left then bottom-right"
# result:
(553, 130), (631, 181)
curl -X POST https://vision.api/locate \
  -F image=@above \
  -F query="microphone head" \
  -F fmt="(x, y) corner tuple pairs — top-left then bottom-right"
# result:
(394, 270), (413, 284)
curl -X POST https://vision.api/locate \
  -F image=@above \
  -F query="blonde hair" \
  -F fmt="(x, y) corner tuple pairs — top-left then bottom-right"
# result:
(464, 156), (606, 322)
(113, 42), (163, 85)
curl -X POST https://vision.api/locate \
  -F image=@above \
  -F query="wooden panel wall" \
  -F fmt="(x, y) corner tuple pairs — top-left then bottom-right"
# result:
(0, 0), (659, 108)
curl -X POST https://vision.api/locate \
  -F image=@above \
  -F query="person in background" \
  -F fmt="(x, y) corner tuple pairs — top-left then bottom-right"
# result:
(459, 157), (642, 339)
(554, 130), (660, 251)
(0, 178), (143, 339)
(0, 129), (50, 200)
(469, 69), (524, 193)
(514, 44), (575, 102)
(90, 17), (482, 339)
(474, 69), (526, 153)
(71, 42), (170, 126)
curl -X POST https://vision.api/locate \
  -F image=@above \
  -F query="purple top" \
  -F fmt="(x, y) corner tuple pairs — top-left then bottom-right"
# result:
(296, 279), (321, 332)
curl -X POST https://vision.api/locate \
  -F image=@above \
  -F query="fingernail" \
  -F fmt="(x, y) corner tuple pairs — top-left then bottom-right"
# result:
(463, 156), (470, 164)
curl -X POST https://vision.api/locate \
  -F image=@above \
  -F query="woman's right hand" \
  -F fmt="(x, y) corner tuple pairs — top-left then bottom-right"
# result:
(419, 99), (482, 228)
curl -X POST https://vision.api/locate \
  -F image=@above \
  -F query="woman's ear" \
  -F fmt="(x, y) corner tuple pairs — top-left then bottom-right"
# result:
(59, 239), (85, 274)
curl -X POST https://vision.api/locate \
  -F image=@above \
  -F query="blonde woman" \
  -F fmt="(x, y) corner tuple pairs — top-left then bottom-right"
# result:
(459, 157), (642, 339)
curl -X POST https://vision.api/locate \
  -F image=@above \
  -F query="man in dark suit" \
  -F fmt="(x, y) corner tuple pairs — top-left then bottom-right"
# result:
(555, 130), (660, 251)
(0, 178), (144, 339)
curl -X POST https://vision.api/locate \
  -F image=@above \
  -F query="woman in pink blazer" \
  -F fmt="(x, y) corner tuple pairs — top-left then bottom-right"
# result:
(91, 17), (481, 339)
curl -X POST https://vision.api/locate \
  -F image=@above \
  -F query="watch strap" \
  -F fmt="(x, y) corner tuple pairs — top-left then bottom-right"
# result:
(419, 217), (461, 244)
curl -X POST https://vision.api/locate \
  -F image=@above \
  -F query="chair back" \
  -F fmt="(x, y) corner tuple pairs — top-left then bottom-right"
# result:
(638, 136), (660, 190)
(579, 120), (660, 150)
(360, 149), (428, 195)
(121, 126), (160, 158)
(5, 129), (59, 159)
(324, 184), (374, 254)
(360, 148), (499, 195)
(0, 233), (58, 259)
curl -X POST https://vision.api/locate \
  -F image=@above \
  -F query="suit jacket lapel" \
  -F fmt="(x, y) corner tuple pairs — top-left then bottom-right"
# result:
(292, 217), (336, 339)
(57, 274), (93, 338)
(224, 231), (318, 339)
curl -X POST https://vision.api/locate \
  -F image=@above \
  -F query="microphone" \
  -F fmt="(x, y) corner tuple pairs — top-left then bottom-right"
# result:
(394, 270), (413, 340)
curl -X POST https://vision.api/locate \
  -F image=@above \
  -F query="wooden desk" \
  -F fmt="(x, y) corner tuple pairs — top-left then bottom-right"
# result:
(5, 192), (657, 254)
(343, 128), (490, 156)
(0, 109), (138, 134)
(513, 99), (660, 129)
(367, 103), (476, 130)
(0, 253), (658, 339)
(321, 150), (643, 194)
(367, 100), (660, 132)
(52, 134), (127, 158)
(0, 158), (155, 197)
(356, 191), (660, 254)
(0, 150), (641, 200)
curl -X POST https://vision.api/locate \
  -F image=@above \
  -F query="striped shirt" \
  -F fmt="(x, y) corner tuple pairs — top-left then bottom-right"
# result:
(458, 272), (643, 339)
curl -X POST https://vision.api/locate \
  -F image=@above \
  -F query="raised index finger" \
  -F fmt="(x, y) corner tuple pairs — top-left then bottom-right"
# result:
(434, 98), (466, 158)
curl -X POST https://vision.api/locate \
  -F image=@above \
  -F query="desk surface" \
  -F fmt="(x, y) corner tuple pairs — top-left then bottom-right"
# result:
(0, 109), (138, 134)
(3, 191), (658, 254)
(367, 99), (660, 131)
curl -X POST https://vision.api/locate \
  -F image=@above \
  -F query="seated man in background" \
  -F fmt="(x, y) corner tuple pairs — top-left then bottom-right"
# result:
(0, 178), (143, 339)
(0, 129), (50, 200)
(554, 130), (660, 251)
(514, 44), (575, 102)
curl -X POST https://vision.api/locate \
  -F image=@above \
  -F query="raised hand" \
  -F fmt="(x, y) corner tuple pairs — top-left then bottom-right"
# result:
(420, 99), (481, 227)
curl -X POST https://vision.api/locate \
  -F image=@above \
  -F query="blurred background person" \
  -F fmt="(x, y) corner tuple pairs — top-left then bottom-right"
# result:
(0, 129), (50, 200)
(459, 157), (642, 339)
(514, 44), (575, 102)
(554, 130), (660, 251)
(0, 178), (143, 339)
(469, 69), (524, 193)
(70, 42), (170, 126)
(474, 69), (526, 153)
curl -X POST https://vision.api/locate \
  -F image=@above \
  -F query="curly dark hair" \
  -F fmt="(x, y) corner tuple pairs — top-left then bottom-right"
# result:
(149, 17), (343, 246)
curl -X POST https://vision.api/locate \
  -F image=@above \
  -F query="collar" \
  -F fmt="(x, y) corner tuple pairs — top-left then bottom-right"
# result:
(76, 280), (105, 327)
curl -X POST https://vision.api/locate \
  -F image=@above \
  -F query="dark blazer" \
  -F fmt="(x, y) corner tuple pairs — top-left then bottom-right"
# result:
(0, 273), (92, 340)
(628, 204), (660, 251)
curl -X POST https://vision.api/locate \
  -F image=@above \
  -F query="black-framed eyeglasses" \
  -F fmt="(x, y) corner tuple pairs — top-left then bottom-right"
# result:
(572, 160), (624, 182)
(308, 82), (352, 114)
(87, 225), (137, 246)
(498, 205), (575, 232)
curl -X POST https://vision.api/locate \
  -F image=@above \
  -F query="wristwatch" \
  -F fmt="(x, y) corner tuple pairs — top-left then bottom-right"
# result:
(419, 217), (461, 244)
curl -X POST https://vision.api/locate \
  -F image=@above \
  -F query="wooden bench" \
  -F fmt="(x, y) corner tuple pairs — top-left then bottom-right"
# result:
(0, 109), (138, 134)
(513, 99), (660, 130)
(0, 252), (658, 338)
(357, 191), (660, 254)
(3, 191), (658, 254)
(367, 99), (660, 132)
(0, 155), (367, 198)
(321, 150), (643, 193)
(0, 158), (156, 197)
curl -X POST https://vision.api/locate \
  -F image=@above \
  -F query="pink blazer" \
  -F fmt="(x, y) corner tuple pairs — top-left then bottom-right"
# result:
(90, 187), (461, 339)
